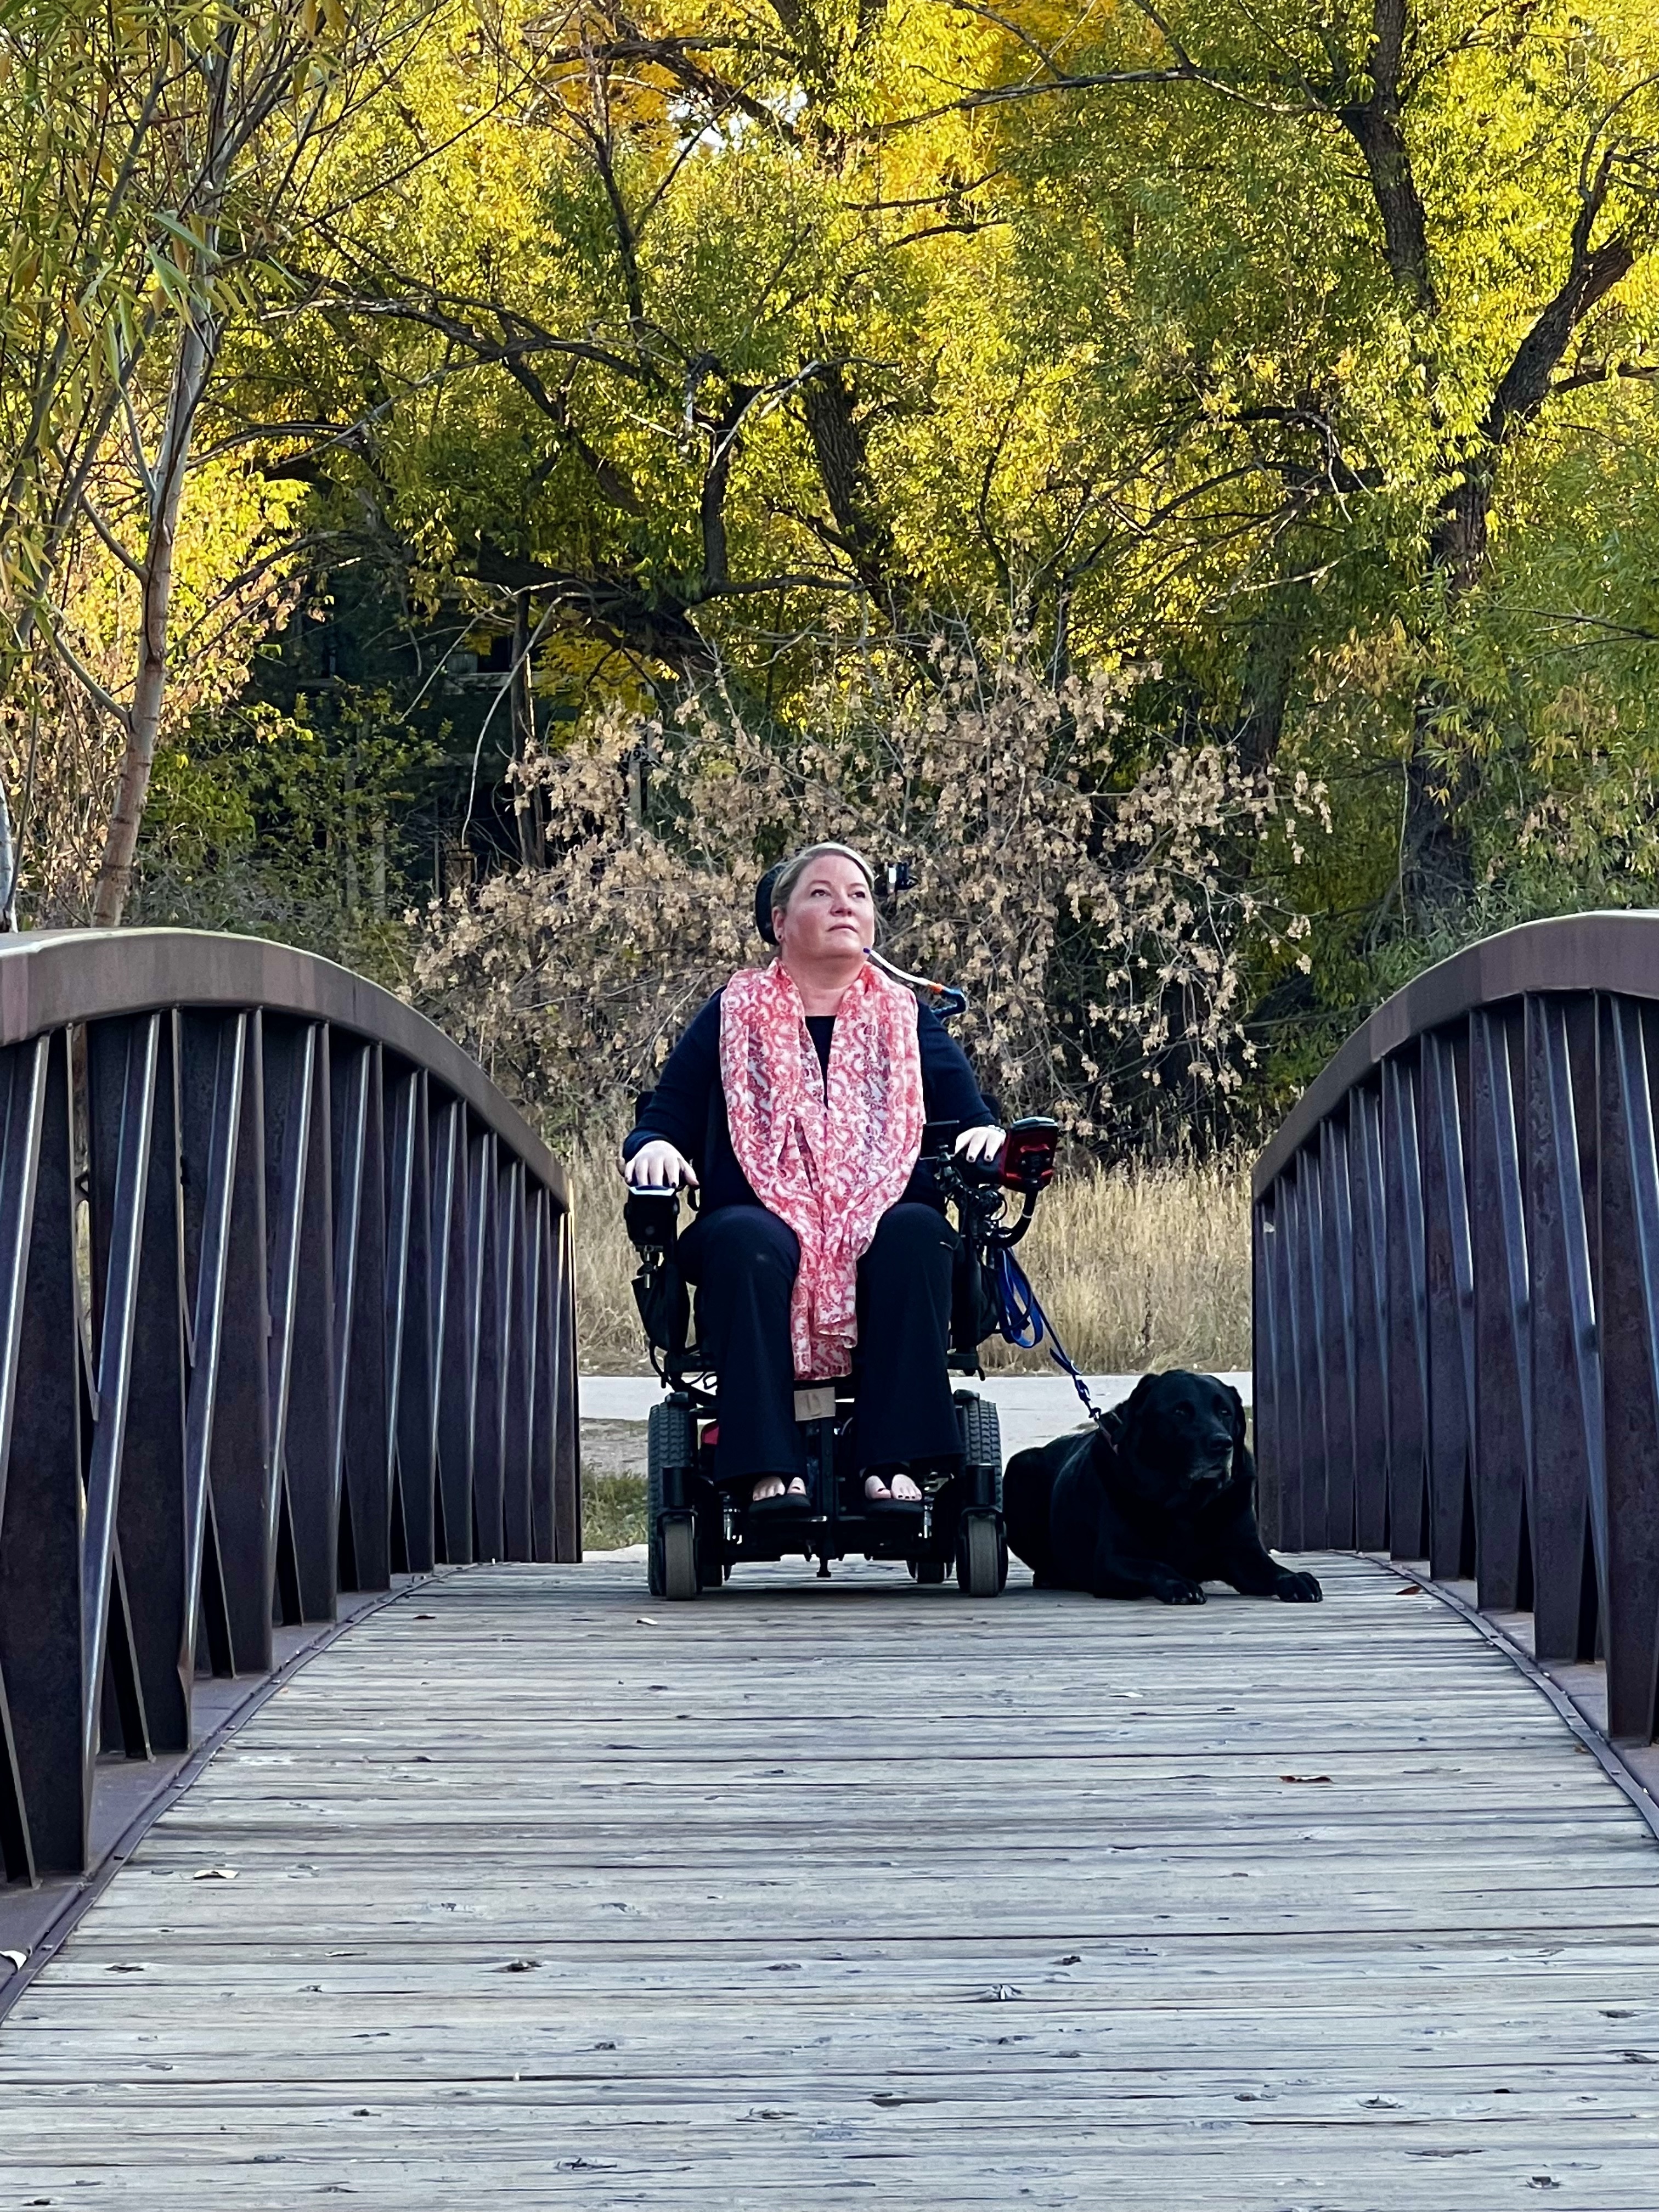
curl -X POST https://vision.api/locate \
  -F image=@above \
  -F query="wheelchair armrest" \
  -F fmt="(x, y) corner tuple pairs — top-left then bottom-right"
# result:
(624, 1186), (681, 1254)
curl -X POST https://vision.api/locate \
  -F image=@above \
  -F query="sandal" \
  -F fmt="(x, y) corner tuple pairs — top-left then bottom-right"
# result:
(749, 1475), (809, 1512)
(862, 1470), (924, 1513)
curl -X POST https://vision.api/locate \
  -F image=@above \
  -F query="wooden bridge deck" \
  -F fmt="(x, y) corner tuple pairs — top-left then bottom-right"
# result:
(3, 1556), (1659, 2208)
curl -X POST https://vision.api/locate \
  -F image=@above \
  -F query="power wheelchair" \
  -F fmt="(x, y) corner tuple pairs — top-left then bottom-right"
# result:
(624, 1116), (1060, 1600)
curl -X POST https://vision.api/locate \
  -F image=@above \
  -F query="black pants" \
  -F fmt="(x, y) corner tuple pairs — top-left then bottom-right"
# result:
(679, 1203), (961, 1483)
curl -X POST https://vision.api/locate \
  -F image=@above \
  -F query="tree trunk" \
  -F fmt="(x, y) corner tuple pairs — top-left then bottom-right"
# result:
(1396, 188), (1635, 921)
(1398, 693), (1477, 917)
(510, 592), (545, 869)
(89, 18), (241, 930)
(0, 779), (16, 930)
(802, 369), (928, 644)
(1233, 574), (1314, 773)
(91, 312), (214, 928)
(1397, 467), (1489, 919)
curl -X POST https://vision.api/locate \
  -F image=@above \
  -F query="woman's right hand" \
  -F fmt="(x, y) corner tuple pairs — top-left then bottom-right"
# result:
(623, 1138), (699, 1190)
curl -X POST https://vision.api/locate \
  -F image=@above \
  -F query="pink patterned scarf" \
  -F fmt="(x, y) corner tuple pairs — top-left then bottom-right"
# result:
(720, 959), (925, 1380)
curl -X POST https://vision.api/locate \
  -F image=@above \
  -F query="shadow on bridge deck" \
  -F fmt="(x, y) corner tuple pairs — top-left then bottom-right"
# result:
(2, 1556), (1658, 2208)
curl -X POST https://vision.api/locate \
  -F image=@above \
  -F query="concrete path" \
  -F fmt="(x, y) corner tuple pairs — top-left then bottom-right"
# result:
(580, 1372), (1254, 1460)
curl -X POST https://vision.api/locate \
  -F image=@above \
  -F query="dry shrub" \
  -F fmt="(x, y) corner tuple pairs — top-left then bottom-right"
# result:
(571, 1133), (1252, 1378)
(413, 644), (1321, 1139)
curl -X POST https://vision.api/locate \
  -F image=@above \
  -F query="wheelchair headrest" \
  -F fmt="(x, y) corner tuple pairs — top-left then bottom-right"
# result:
(754, 863), (783, 945)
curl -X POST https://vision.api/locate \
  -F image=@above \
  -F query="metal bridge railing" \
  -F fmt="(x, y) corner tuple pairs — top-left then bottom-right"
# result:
(1253, 911), (1659, 1748)
(0, 930), (577, 1884)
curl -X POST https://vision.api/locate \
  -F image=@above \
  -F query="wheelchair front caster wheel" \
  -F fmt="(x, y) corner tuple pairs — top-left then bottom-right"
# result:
(957, 1512), (1004, 1598)
(646, 1402), (701, 1598)
(661, 1516), (699, 1601)
(909, 1557), (947, 1585)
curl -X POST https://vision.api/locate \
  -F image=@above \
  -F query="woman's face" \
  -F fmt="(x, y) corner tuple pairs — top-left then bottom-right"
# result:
(773, 855), (874, 968)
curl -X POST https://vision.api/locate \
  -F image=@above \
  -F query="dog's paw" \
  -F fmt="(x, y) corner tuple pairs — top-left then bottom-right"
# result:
(1274, 1571), (1323, 1603)
(1152, 1575), (1206, 1606)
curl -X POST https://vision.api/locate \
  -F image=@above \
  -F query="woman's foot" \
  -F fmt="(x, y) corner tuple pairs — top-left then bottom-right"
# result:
(751, 1474), (808, 1505)
(864, 1468), (923, 1505)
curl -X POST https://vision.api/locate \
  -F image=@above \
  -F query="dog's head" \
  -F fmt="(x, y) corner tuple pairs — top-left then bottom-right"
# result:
(1110, 1370), (1246, 1511)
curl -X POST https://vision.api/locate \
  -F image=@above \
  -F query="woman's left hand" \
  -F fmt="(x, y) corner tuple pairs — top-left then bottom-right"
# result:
(953, 1124), (1005, 1166)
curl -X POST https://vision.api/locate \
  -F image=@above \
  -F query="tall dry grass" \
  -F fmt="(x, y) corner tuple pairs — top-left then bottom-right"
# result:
(571, 1136), (1251, 1376)
(569, 1130), (662, 1376)
(975, 1156), (1251, 1374)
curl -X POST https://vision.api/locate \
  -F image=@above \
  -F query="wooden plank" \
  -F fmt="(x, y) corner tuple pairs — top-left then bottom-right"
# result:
(1, 1551), (1657, 2207)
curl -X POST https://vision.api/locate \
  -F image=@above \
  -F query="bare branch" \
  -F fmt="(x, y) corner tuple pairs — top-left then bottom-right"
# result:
(1485, 143), (1639, 441)
(536, 14), (803, 148)
(889, 218), (1008, 249)
(308, 279), (659, 387)
(40, 616), (132, 732)
(1553, 357), (1659, 394)
(862, 65), (1238, 140)
(75, 494), (147, 582)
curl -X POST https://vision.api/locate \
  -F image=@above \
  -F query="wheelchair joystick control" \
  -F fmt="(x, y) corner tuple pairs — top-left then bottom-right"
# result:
(1000, 1118), (1061, 1194)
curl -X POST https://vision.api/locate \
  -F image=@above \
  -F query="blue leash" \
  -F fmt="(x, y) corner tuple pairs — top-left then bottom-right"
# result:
(992, 1245), (1111, 1430)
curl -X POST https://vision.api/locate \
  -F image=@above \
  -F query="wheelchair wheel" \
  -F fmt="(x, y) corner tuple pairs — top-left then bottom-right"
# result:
(661, 1516), (699, 1601)
(953, 1391), (1003, 1508)
(953, 1391), (1007, 1594)
(647, 1401), (700, 1599)
(957, 1510), (1002, 1598)
(910, 1557), (947, 1585)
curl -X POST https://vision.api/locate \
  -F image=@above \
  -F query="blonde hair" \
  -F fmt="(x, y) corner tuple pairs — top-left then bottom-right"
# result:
(769, 842), (877, 923)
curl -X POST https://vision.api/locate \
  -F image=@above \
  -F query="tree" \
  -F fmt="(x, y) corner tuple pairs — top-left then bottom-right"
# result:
(5, 0), (1655, 1143)
(190, 0), (1659, 1116)
(0, 0), (437, 926)
(952, 0), (1659, 912)
(256, 5), (1659, 770)
(237, 0), (1020, 694)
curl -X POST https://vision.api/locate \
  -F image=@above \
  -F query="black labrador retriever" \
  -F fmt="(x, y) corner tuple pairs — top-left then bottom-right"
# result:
(1002, 1370), (1322, 1605)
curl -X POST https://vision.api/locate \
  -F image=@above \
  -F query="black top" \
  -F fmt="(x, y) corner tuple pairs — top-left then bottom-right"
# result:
(623, 989), (992, 1214)
(804, 1014), (836, 1079)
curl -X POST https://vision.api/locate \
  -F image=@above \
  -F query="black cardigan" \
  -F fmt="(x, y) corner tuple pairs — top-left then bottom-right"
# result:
(622, 989), (993, 1214)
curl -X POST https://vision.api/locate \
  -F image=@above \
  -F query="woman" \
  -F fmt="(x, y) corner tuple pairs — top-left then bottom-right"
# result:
(620, 843), (1003, 1508)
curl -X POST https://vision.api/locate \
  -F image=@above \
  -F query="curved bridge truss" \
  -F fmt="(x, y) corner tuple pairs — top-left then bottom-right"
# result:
(1253, 912), (1659, 1750)
(0, 930), (577, 1886)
